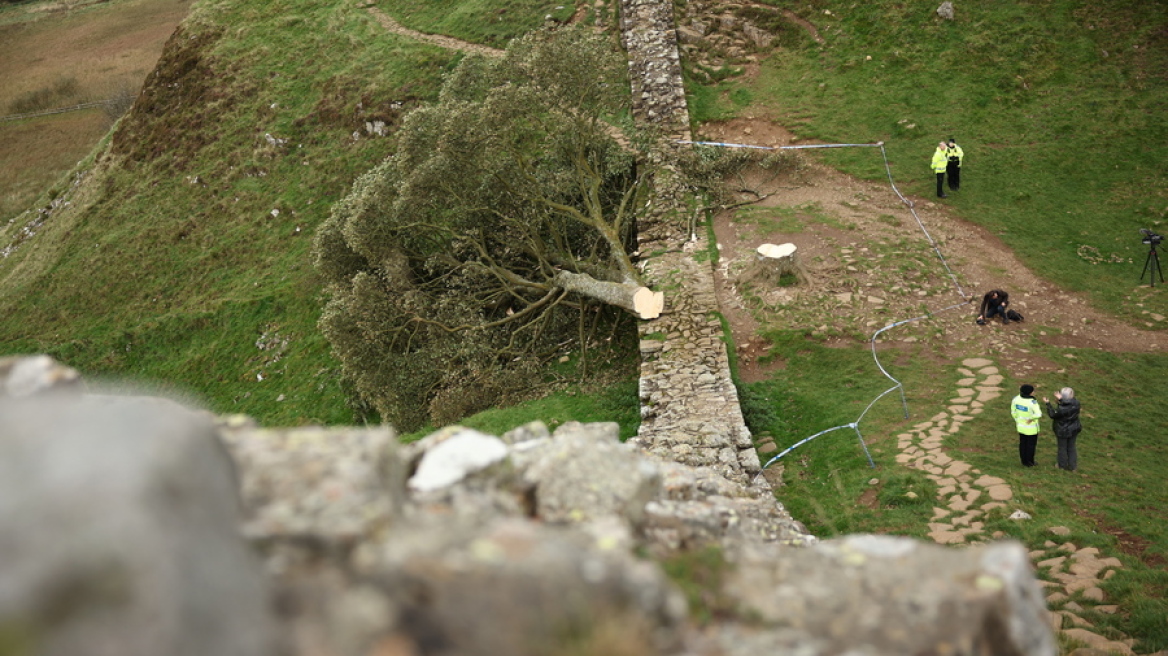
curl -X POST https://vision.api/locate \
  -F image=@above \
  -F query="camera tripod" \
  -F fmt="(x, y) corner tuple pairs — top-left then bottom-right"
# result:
(1141, 242), (1164, 287)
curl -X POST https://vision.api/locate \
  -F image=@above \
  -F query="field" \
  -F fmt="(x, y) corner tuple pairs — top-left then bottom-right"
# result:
(0, 0), (193, 222)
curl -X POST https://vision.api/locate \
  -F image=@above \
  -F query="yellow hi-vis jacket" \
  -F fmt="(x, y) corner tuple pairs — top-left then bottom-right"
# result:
(947, 144), (964, 166)
(932, 147), (949, 174)
(1011, 395), (1042, 436)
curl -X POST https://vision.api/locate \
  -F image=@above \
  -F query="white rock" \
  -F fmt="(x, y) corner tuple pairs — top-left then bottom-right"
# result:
(409, 429), (509, 492)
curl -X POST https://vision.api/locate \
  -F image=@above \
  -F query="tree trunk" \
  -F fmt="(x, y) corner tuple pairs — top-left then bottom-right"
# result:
(552, 270), (663, 319)
(738, 243), (808, 287)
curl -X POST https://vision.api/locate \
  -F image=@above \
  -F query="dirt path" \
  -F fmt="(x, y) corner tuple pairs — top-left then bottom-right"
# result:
(703, 119), (1164, 386)
(364, 6), (504, 58)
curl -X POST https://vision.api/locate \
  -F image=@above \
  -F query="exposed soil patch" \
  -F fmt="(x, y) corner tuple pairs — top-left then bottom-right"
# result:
(700, 118), (1166, 385)
(857, 487), (879, 510)
(1089, 515), (1168, 569)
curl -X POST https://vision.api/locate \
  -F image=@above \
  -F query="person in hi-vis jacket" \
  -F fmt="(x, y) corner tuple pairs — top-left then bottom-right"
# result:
(946, 137), (964, 191)
(931, 141), (949, 198)
(1011, 384), (1042, 467)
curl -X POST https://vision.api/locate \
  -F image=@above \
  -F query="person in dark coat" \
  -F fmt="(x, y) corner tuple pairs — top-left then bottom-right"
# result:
(946, 137), (964, 191)
(1044, 387), (1082, 471)
(977, 289), (1010, 324)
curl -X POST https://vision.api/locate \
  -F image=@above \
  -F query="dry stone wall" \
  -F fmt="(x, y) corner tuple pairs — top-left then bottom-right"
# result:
(619, 0), (761, 488)
(619, 0), (691, 140)
(0, 379), (1058, 656)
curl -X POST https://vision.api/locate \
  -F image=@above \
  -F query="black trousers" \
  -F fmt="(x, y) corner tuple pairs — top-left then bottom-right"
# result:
(947, 162), (961, 190)
(1057, 435), (1078, 471)
(985, 304), (1008, 323)
(1019, 433), (1038, 467)
(936, 172), (946, 197)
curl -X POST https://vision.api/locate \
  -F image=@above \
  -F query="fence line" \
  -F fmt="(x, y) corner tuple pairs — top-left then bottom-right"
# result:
(0, 101), (111, 123)
(677, 138), (973, 473)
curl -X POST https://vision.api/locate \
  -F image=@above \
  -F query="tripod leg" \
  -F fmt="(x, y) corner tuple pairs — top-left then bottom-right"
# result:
(1143, 249), (1155, 284)
(1154, 250), (1164, 284)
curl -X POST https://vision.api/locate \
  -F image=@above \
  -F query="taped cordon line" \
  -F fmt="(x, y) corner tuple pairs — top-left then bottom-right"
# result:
(678, 140), (884, 150)
(675, 138), (974, 473)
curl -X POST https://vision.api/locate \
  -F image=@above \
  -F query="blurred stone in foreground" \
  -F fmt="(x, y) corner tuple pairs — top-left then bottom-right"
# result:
(0, 354), (81, 398)
(0, 394), (276, 656)
(0, 356), (1058, 656)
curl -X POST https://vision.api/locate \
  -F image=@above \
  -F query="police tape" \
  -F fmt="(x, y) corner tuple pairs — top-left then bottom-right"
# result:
(676, 138), (975, 473)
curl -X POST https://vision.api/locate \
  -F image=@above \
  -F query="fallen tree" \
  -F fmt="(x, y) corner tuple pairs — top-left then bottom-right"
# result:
(313, 28), (656, 430)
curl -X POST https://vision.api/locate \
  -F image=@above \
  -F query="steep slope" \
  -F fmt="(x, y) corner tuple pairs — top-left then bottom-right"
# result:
(0, 0), (465, 423)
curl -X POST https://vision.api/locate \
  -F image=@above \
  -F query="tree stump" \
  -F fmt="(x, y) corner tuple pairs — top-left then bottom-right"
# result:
(738, 243), (808, 287)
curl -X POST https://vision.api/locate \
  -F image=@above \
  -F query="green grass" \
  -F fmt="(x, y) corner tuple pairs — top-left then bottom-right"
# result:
(740, 330), (938, 538)
(739, 328), (1168, 649)
(375, 0), (574, 47)
(401, 375), (641, 443)
(690, 9), (1168, 641)
(0, 0), (460, 424)
(694, 0), (1168, 326)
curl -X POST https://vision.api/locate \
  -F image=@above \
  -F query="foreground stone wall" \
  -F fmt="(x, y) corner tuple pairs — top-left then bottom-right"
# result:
(0, 378), (1058, 656)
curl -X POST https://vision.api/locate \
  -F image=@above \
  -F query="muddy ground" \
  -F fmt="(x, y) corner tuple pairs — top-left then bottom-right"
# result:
(702, 119), (1165, 386)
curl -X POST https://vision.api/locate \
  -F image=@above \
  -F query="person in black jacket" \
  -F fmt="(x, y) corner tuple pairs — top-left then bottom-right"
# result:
(1044, 387), (1082, 471)
(977, 289), (1010, 324)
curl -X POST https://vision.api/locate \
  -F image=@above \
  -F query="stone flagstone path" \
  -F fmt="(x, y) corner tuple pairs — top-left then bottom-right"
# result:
(898, 357), (1146, 655)
(895, 357), (1011, 546)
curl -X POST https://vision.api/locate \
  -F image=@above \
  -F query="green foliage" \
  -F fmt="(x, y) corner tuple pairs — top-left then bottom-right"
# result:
(314, 28), (646, 430)
(674, 146), (799, 206)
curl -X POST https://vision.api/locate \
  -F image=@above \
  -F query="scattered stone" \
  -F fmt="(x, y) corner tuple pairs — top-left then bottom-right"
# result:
(0, 354), (83, 398)
(1060, 629), (1135, 655)
(407, 427), (509, 493)
(1049, 526), (1072, 536)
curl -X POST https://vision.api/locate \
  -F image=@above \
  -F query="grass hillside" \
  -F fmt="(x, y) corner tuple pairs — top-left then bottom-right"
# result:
(1, 0), (466, 423)
(1, 0), (1166, 650)
(0, 0), (632, 427)
(702, 0), (1168, 323)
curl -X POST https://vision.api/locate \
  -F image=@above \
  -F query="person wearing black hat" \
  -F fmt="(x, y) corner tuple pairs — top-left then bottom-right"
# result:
(946, 137), (964, 191)
(1010, 384), (1042, 467)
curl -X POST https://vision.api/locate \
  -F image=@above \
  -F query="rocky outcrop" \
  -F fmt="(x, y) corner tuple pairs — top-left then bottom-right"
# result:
(0, 370), (1058, 656)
